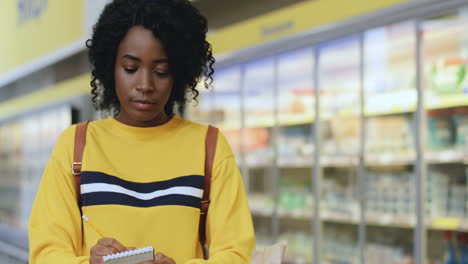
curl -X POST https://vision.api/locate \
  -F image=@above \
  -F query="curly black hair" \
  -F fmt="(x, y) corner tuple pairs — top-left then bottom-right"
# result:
(86, 0), (215, 116)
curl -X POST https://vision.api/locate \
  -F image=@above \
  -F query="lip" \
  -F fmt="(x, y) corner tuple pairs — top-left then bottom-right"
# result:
(132, 100), (155, 111)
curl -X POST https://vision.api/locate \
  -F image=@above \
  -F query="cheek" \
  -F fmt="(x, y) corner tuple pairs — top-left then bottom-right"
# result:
(157, 78), (174, 96)
(165, 80), (175, 99)
(114, 70), (130, 99)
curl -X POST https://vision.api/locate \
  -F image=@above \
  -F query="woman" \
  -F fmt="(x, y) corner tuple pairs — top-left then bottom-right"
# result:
(28, 0), (255, 263)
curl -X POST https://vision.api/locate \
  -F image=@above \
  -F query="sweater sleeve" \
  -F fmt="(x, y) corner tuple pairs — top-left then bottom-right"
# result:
(28, 126), (90, 264)
(184, 132), (256, 264)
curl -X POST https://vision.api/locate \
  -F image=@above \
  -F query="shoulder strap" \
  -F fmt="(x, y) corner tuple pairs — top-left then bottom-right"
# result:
(73, 121), (89, 207)
(199, 125), (219, 259)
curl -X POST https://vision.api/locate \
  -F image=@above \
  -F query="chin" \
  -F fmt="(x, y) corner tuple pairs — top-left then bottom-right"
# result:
(132, 110), (165, 122)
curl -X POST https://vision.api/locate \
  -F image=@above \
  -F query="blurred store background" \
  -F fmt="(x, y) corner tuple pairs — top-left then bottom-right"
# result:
(2, 0), (468, 263)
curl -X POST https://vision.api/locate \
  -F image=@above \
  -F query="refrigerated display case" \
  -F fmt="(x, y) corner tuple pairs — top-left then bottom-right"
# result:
(197, 1), (468, 263)
(422, 11), (468, 264)
(0, 106), (73, 230)
(211, 67), (243, 154)
(185, 82), (214, 126)
(276, 48), (315, 263)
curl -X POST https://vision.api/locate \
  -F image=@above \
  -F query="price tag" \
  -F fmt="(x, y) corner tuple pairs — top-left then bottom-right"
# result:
(380, 214), (392, 225)
(432, 217), (461, 230)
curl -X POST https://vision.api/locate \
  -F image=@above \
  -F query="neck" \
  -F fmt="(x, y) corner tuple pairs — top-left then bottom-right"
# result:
(115, 113), (172, 127)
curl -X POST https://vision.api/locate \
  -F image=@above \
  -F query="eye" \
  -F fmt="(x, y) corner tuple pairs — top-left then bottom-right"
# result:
(124, 68), (137, 74)
(152, 70), (169, 77)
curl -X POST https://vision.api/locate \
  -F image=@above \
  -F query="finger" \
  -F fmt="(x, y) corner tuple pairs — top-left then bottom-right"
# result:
(154, 252), (164, 261)
(154, 252), (175, 264)
(97, 238), (127, 252)
(158, 257), (176, 264)
(92, 244), (120, 256)
(160, 257), (176, 264)
(89, 255), (103, 264)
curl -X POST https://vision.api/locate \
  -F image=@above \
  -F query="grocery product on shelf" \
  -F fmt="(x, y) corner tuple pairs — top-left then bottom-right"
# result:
(429, 57), (468, 96)
(454, 107), (468, 152)
(249, 193), (275, 216)
(243, 127), (273, 165)
(366, 169), (414, 218)
(457, 233), (468, 264)
(320, 37), (360, 119)
(322, 225), (358, 264)
(366, 115), (414, 154)
(279, 232), (313, 263)
(244, 58), (275, 128)
(428, 109), (456, 151)
(443, 231), (457, 264)
(0, 106), (72, 230)
(277, 48), (315, 127)
(278, 125), (313, 164)
(212, 67), (242, 128)
(279, 177), (312, 216)
(325, 117), (359, 155)
(322, 169), (359, 218)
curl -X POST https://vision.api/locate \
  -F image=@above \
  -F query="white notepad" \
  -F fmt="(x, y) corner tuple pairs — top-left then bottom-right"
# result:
(103, 246), (154, 264)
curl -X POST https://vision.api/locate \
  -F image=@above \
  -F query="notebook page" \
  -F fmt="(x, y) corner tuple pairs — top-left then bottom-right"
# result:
(103, 246), (154, 264)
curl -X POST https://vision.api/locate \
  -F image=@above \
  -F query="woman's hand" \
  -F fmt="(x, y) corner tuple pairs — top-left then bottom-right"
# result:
(154, 252), (176, 264)
(90, 238), (133, 264)
(137, 252), (176, 264)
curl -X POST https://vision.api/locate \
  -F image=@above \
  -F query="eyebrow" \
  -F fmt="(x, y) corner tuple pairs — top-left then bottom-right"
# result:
(122, 54), (169, 64)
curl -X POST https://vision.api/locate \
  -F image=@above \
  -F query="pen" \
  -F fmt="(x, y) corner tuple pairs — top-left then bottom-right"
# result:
(82, 215), (106, 237)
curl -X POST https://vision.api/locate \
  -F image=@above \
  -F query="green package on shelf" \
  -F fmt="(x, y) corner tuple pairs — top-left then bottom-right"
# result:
(430, 59), (467, 95)
(427, 109), (455, 150)
(453, 107), (468, 150)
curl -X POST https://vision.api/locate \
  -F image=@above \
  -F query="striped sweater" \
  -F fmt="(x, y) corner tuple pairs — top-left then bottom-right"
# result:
(28, 115), (255, 264)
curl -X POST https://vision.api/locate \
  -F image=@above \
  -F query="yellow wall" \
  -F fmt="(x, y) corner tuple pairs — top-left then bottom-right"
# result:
(0, 0), (84, 75)
(208, 0), (410, 55)
(0, 0), (411, 119)
(0, 74), (89, 120)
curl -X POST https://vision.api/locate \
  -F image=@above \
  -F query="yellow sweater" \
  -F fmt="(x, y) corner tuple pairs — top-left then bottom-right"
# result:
(28, 115), (255, 264)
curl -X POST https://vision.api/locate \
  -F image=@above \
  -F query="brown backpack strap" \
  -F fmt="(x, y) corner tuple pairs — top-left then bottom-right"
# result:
(73, 121), (89, 207)
(199, 125), (218, 259)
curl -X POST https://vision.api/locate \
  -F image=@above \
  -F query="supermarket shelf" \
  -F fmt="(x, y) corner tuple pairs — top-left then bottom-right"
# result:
(322, 155), (358, 167)
(365, 91), (468, 117)
(278, 157), (313, 167)
(248, 150), (468, 168)
(365, 152), (415, 166)
(426, 149), (467, 164)
(430, 217), (468, 232)
(250, 207), (274, 217)
(217, 121), (241, 130)
(365, 214), (415, 229)
(252, 155), (358, 168)
(283, 256), (311, 264)
(322, 210), (359, 225)
(247, 159), (274, 168)
(279, 113), (315, 127)
(278, 209), (313, 219)
(252, 205), (468, 232)
(427, 93), (468, 110)
(365, 90), (417, 116)
(245, 118), (275, 129)
(219, 93), (468, 130)
(365, 150), (467, 166)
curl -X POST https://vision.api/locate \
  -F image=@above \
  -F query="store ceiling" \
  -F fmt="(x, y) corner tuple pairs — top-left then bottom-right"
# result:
(192, 0), (306, 30)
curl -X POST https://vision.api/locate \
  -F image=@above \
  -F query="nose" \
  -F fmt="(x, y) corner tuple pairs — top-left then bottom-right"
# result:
(135, 69), (155, 93)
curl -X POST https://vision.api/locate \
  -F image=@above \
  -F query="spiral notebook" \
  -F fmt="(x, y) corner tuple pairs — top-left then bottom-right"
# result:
(103, 246), (154, 264)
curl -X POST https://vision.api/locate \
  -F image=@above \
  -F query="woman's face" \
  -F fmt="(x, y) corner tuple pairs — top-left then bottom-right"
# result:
(114, 25), (174, 127)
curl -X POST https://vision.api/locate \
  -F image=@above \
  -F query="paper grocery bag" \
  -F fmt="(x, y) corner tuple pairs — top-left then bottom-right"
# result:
(251, 243), (287, 264)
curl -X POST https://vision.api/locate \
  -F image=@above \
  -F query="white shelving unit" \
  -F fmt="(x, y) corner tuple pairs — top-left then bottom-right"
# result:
(186, 1), (468, 263)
